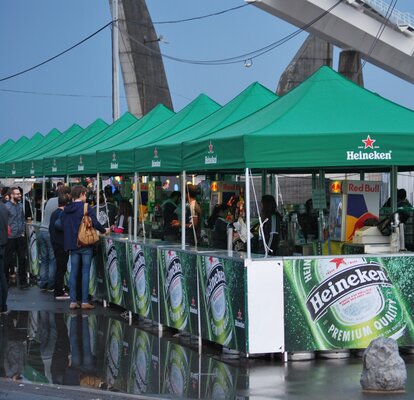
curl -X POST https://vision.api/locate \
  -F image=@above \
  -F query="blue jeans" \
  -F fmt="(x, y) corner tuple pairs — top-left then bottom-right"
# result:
(69, 247), (93, 304)
(38, 230), (56, 289)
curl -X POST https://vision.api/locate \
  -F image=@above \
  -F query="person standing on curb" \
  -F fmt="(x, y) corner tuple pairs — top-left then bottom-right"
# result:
(0, 201), (9, 313)
(5, 187), (28, 289)
(62, 186), (109, 310)
(38, 191), (57, 292)
(50, 194), (71, 300)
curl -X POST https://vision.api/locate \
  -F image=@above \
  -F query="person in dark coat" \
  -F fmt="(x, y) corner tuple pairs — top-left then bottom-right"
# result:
(61, 186), (108, 310)
(0, 201), (9, 313)
(50, 194), (71, 299)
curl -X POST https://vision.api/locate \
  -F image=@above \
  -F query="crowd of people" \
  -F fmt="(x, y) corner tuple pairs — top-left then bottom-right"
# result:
(0, 183), (131, 313)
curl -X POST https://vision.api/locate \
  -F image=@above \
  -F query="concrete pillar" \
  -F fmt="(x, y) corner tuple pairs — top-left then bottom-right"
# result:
(276, 34), (333, 95)
(338, 50), (364, 86)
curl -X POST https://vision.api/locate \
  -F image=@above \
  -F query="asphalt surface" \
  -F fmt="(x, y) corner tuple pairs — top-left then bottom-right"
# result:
(0, 286), (413, 399)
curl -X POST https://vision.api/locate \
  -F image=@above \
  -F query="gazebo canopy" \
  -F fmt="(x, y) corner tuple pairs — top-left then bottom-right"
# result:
(181, 67), (414, 173)
(134, 82), (278, 173)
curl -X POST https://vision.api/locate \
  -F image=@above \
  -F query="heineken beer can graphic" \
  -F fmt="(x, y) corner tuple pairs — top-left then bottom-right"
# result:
(105, 239), (123, 305)
(164, 343), (189, 396)
(287, 257), (411, 349)
(161, 250), (188, 330)
(27, 224), (39, 276)
(200, 256), (233, 347)
(132, 244), (150, 317)
(131, 330), (151, 394)
(106, 319), (123, 385)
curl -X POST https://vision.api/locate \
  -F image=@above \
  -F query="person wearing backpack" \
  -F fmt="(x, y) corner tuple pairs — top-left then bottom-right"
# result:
(62, 186), (109, 310)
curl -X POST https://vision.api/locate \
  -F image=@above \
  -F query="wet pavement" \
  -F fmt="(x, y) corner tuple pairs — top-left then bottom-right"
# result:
(1, 286), (414, 399)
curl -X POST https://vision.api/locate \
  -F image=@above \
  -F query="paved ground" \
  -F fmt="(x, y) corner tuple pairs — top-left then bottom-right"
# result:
(0, 286), (413, 399)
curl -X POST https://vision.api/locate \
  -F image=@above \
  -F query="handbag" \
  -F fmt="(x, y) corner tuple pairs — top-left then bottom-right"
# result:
(77, 203), (99, 247)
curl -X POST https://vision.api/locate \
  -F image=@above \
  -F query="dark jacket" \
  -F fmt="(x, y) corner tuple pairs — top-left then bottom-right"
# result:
(0, 202), (8, 246)
(62, 201), (106, 251)
(5, 201), (25, 238)
(49, 208), (64, 248)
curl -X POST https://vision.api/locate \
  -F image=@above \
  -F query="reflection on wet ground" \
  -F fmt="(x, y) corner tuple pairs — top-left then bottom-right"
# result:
(1, 288), (414, 399)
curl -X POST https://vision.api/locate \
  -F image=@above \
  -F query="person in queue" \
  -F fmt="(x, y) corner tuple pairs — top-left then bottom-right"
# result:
(161, 191), (181, 242)
(258, 195), (282, 256)
(50, 193), (71, 300)
(111, 198), (133, 234)
(62, 185), (109, 310)
(1, 187), (10, 204)
(185, 185), (202, 245)
(0, 200), (9, 313)
(5, 187), (29, 288)
(210, 203), (232, 250)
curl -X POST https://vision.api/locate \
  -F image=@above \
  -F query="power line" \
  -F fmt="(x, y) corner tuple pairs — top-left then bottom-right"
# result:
(141, 4), (248, 24)
(0, 21), (113, 83)
(118, 0), (344, 66)
(0, 4), (249, 83)
(360, 0), (398, 71)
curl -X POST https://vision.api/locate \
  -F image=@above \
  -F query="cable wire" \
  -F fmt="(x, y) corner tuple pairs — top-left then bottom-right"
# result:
(118, 0), (344, 66)
(151, 3), (249, 24)
(359, 0), (398, 71)
(0, 21), (113, 82)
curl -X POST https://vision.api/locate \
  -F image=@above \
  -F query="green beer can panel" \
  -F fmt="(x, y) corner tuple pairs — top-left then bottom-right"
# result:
(103, 238), (124, 307)
(284, 256), (414, 351)
(198, 255), (246, 352)
(126, 243), (153, 319)
(159, 249), (191, 332)
(26, 223), (39, 277)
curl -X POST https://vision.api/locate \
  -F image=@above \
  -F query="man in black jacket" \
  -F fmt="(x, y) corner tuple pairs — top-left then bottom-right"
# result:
(50, 194), (70, 300)
(0, 201), (8, 313)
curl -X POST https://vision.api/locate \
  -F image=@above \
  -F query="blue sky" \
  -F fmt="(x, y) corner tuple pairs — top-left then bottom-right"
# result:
(0, 0), (413, 141)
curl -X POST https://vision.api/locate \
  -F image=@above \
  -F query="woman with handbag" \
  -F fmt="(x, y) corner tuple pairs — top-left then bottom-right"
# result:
(62, 185), (109, 310)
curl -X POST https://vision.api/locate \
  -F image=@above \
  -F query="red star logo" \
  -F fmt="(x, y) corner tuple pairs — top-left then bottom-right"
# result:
(209, 256), (214, 264)
(330, 258), (346, 269)
(362, 135), (375, 149)
(208, 141), (213, 153)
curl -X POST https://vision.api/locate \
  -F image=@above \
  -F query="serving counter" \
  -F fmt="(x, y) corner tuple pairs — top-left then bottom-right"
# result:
(26, 223), (414, 355)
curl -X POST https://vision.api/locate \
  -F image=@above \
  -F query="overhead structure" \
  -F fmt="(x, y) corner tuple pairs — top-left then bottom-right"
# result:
(248, 0), (414, 83)
(111, 0), (173, 117)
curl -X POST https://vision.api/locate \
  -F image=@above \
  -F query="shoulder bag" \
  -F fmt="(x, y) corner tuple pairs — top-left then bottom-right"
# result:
(78, 203), (99, 246)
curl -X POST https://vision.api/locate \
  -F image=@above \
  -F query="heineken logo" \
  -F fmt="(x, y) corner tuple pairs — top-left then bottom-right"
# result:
(30, 162), (35, 175)
(78, 155), (84, 171)
(347, 135), (392, 161)
(165, 255), (183, 297)
(306, 262), (391, 321)
(52, 159), (57, 172)
(205, 141), (217, 164)
(111, 152), (118, 169)
(151, 147), (161, 167)
(206, 262), (226, 305)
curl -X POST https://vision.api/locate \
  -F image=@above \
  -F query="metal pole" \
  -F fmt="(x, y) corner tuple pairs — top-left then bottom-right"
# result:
(181, 171), (186, 249)
(391, 166), (398, 212)
(111, 0), (120, 121)
(245, 168), (251, 259)
(41, 176), (46, 223)
(96, 173), (100, 211)
(134, 172), (138, 240)
(66, 175), (70, 187)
